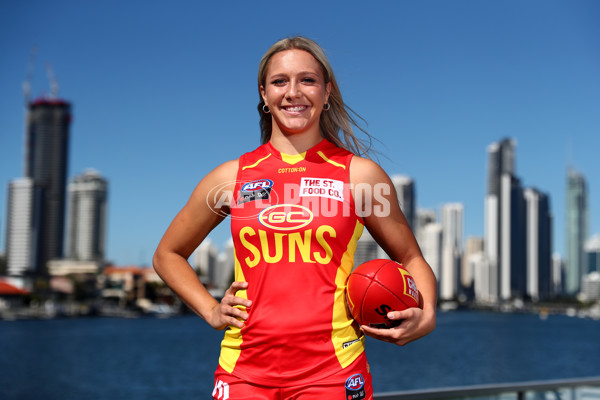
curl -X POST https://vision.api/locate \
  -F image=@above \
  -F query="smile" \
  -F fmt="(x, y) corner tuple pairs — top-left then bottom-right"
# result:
(282, 105), (308, 112)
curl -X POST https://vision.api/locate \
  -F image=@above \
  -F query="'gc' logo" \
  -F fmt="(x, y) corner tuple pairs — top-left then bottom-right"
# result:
(258, 204), (313, 231)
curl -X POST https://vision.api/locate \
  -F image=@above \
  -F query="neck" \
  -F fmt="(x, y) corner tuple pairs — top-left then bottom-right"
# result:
(269, 130), (323, 155)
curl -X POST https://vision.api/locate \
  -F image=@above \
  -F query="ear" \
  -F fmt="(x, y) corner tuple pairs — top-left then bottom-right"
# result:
(260, 85), (268, 106)
(325, 81), (332, 104)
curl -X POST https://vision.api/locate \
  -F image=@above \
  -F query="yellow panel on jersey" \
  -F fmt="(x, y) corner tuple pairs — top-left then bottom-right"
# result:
(280, 151), (306, 165)
(218, 252), (248, 373)
(222, 139), (366, 387)
(331, 219), (365, 367)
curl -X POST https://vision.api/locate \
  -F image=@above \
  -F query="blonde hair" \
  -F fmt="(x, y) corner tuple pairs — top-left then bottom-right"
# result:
(257, 36), (372, 157)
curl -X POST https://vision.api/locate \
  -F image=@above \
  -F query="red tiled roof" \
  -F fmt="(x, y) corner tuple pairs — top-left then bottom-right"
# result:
(0, 281), (29, 295)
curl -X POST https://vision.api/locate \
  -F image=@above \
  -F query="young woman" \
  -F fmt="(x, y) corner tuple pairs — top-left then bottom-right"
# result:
(153, 36), (437, 400)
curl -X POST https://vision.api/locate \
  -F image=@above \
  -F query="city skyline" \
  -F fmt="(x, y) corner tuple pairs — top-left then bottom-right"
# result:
(1, 1), (599, 266)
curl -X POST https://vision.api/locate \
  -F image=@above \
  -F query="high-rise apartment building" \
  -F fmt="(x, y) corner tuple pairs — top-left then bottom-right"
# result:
(420, 222), (442, 281)
(65, 170), (108, 262)
(354, 229), (383, 268)
(5, 178), (37, 277)
(23, 98), (71, 272)
(523, 188), (552, 301)
(485, 138), (517, 302)
(440, 203), (463, 301)
(551, 253), (565, 297)
(566, 168), (588, 295)
(462, 236), (484, 297)
(391, 175), (415, 230)
(192, 238), (219, 283)
(415, 208), (436, 249)
(585, 235), (600, 273)
(484, 138), (544, 302)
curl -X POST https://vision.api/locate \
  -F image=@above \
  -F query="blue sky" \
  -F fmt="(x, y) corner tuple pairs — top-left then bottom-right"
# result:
(1, 0), (599, 266)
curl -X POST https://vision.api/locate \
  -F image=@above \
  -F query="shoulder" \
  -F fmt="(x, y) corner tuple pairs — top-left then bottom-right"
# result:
(189, 158), (239, 209)
(349, 155), (391, 186)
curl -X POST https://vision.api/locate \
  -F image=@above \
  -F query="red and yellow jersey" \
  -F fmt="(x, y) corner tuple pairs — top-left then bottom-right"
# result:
(218, 139), (366, 386)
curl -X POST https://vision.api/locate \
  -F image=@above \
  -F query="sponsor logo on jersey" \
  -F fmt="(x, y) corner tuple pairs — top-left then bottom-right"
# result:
(345, 373), (366, 399)
(299, 177), (344, 202)
(239, 179), (273, 204)
(343, 338), (361, 349)
(278, 166), (307, 173)
(238, 224), (336, 267)
(258, 204), (313, 231)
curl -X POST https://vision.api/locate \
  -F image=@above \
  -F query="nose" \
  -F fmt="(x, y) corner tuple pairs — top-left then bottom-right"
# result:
(286, 79), (301, 99)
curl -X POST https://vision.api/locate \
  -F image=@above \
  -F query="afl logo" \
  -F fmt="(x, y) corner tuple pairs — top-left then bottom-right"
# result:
(241, 179), (273, 192)
(345, 373), (365, 390)
(239, 179), (274, 205)
(258, 204), (313, 231)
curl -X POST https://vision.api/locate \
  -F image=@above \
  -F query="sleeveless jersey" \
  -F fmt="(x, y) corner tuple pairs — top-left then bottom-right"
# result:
(218, 139), (366, 387)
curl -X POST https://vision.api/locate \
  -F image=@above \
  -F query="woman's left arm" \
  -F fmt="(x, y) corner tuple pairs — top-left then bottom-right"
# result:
(350, 156), (437, 346)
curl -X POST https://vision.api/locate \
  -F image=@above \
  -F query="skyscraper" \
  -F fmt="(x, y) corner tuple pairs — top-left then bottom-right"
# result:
(65, 170), (108, 262)
(440, 203), (463, 301)
(462, 236), (484, 300)
(391, 175), (415, 230)
(524, 188), (552, 301)
(420, 222), (442, 281)
(24, 98), (71, 272)
(5, 178), (38, 277)
(566, 168), (588, 295)
(585, 235), (600, 274)
(485, 138), (517, 302)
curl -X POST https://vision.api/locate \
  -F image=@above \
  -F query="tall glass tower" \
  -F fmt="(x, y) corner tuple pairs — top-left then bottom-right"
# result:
(485, 138), (517, 301)
(24, 98), (71, 273)
(391, 175), (415, 230)
(566, 168), (588, 295)
(65, 170), (108, 262)
(440, 203), (463, 301)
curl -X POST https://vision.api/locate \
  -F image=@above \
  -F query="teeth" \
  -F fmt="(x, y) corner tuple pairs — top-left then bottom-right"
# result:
(286, 106), (306, 112)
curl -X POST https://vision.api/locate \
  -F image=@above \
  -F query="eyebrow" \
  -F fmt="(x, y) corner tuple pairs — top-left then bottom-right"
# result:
(268, 71), (321, 79)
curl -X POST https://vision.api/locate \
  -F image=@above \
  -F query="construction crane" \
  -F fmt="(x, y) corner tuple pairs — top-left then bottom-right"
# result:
(45, 62), (59, 98)
(22, 45), (37, 104)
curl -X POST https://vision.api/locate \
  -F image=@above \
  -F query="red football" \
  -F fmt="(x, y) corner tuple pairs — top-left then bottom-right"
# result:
(346, 259), (421, 328)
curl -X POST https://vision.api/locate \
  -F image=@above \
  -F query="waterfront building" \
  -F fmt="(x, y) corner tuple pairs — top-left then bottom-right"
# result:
(472, 252), (494, 304)
(523, 188), (552, 301)
(485, 138), (525, 301)
(585, 235), (600, 273)
(581, 272), (600, 301)
(462, 237), (484, 297)
(440, 203), (463, 301)
(551, 253), (565, 297)
(5, 178), (37, 278)
(65, 170), (108, 262)
(391, 175), (416, 230)
(420, 222), (442, 282)
(192, 238), (219, 283)
(24, 98), (72, 273)
(415, 208), (437, 249)
(565, 168), (588, 295)
(353, 229), (385, 268)
(215, 239), (235, 290)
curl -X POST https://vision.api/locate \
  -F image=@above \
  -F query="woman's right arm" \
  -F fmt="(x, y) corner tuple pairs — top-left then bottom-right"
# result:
(152, 159), (251, 330)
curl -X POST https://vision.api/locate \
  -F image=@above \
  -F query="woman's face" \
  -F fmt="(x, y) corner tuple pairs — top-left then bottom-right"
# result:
(261, 49), (331, 138)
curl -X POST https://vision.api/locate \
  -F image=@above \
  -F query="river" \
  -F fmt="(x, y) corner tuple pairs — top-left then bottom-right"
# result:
(1, 310), (599, 399)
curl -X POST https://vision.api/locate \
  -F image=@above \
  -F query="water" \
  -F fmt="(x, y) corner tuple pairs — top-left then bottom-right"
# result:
(1, 311), (599, 399)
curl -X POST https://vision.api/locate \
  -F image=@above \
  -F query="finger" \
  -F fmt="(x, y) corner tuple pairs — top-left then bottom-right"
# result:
(223, 281), (247, 296)
(225, 304), (250, 321)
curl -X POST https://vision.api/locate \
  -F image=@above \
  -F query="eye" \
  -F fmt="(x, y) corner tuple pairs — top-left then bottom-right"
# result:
(302, 77), (317, 84)
(271, 78), (287, 86)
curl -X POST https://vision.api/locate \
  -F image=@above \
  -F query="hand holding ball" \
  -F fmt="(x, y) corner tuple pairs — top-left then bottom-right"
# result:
(346, 259), (421, 328)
